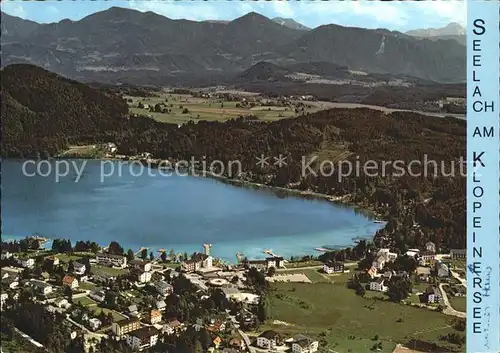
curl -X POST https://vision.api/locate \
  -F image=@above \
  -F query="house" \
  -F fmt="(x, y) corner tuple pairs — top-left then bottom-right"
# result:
(436, 261), (449, 278)
(416, 267), (431, 282)
(146, 310), (162, 325)
(419, 252), (436, 266)
(207, 319), (226, 333)
(228, 337), (245, 350)
(163, 319), (182, 335)
(246, 260), (267, 271)
(54, 298), (69, 308)
(424, 286), (441, 303)
(126, 327), (159, 351)
(96, 253), (127, 268)
(213, 336), (222, 348)
(112, 318), (141, 337)
(257, 330), (282, 349)
(323, 261), (344, 274)
(367, 266), (378, 278)
(133, 270), (152, 283)
(129, 259), (152, 272)
(155, 300), (166, 311)
(0, 293), (8, 310)
(62, 275), (79, 289)
(154, 281), (173, 296)
(89, 318), (102, 331)
(372, 255), (386, 270)
(266, 257), (284, 269)
(450, 249), (466, 259)
(30, 280), (53, 295)
(90, 290), (106, 303)
(292, 334), (319, 353)
(45, 256), (60, 266)
(1, 251), (12, 260)
(1, 275), (19, 289)
(20, 258), (35, 268)
(370, 277), (388, 292)
(74, 262), (86, 275)
(128, 305), (140, 317)
(181, 253), (213, 272)
(425, 242), (436, 254)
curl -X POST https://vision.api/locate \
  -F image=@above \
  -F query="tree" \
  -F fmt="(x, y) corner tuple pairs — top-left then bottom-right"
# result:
(81, 257), (92, 275)
(194, 339), (203, 353)
(108, 241), (124, 255)
(161, 251), (167, 262)
(140, 248), (148, 260)
(64, 285), (73, 300)
(68, 260), (75, 273)
(267, 266), (276, 277)
(149, 251), (154, 261)
(126, 249), (135, 261)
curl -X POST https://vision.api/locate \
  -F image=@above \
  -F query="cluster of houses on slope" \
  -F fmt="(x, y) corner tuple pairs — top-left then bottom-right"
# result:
(256, 330), (319, 353)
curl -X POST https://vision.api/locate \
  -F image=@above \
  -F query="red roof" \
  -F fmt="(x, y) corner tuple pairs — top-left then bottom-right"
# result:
(62, 275), (76, 284)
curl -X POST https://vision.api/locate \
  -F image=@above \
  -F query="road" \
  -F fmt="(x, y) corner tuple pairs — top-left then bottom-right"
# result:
(13, 327), (44, 348)
(438, 283), (466, 318)
(238, 329), (256, 353)
(450, 270), (466, 287)
(66, 315), (108, 352)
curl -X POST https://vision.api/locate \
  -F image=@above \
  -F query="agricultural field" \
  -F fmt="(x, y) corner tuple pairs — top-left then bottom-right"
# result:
(125, 93), (323, 125)
(263, 281), (465, 353)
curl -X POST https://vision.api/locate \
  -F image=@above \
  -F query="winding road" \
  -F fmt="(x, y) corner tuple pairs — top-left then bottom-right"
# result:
(438, 283), (466, 318)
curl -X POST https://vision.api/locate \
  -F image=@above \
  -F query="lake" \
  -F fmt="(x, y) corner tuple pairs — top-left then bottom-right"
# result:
(1, 159), (384, 262)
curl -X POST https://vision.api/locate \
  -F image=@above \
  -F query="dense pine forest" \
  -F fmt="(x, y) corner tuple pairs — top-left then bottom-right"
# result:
(1, 64), (466, 250)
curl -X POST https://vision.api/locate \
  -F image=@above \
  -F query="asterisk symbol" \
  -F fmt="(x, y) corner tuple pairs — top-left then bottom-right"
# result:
(256, 154), (270, 168)
(274, 154), (287, 167)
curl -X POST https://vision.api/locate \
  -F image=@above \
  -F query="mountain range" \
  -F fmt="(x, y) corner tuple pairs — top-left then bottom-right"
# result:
(272, 17), (310, 30)
(405, 22), (465, 46)
(1, 7), (466, 84)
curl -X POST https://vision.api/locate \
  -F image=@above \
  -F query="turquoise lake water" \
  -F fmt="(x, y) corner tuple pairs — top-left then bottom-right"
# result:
(1, 159), (384, 262)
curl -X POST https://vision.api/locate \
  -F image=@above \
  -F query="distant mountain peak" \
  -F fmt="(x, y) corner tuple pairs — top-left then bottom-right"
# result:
(405, 22), (465, 37)
(272, 17), (310, 30)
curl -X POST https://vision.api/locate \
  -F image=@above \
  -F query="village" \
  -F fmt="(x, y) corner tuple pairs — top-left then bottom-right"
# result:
(0, 234), (468, 353)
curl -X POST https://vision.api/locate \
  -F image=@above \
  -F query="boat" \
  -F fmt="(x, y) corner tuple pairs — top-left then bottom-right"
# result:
(314, 247), (329, 252)
(373, 220), (385, 223)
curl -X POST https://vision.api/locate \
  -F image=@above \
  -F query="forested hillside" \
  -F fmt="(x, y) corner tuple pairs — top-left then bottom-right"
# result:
(1, 64), (128, 157)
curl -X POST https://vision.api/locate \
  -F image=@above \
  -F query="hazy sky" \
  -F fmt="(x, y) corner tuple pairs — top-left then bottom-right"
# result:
(1, 1), (466, 32)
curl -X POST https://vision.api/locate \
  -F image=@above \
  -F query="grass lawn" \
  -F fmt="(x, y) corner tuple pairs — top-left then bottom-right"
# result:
(264, 282), (464, 353)
(89, 307), (127, 322)
(93, 265), (128, 277)
(56, 254), (84, 263)
(79, 282), (98, 291)
(73, 296), (97, 307)
(449, 297), (466, 312)
(285, 260), (323, 268)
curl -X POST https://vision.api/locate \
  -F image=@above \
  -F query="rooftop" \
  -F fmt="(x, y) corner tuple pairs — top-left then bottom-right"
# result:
(128, 327), (159, 340)
(115, 318), (140, 327)
(259, 330), (280, 340)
